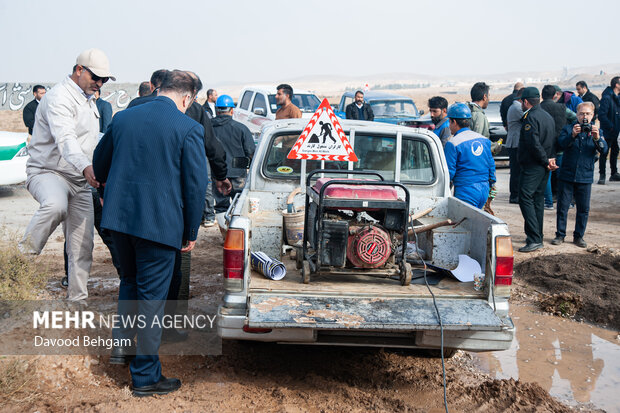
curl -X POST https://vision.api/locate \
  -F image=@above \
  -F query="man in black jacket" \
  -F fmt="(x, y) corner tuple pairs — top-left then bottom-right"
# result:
(211, 94), (255, 216)
(346, 91), (374, 121)
(22, 85), (46, 136)
(517, 87), (558, 252)
(598, 76), (620, 183)
(500, 81), (524, 128)
(540, 85), (567, 208)
(576, 81), (600, 120)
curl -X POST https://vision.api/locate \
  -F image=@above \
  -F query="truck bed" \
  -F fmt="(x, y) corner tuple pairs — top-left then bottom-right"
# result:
(249, 258), (484, 298)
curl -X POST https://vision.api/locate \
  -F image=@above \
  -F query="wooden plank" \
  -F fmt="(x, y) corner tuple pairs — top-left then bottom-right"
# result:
(249, 258), (483, 298)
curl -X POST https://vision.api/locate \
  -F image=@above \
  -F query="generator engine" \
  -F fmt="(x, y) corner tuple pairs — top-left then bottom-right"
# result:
(347, 225), (392, 268)
(301, 170), (412, 285)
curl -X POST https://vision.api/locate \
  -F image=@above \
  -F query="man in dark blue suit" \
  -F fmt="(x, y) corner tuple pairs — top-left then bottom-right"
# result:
(93, 70), (207, 397)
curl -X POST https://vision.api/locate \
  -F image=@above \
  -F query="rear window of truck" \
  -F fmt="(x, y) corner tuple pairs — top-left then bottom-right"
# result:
(263, 133), (435, 183)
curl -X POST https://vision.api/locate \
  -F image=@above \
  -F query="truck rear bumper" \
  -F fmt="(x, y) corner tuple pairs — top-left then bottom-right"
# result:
(218, 306), (514, 351)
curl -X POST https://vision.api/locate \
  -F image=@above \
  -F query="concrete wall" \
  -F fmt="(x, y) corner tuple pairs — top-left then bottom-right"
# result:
(0, 82), (140, 111)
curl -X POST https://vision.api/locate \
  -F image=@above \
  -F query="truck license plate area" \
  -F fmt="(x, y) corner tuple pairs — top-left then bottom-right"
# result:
(248, 294), (505, 331)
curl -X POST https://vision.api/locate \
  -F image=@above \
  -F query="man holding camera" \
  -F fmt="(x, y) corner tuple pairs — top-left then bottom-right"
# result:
(551, 102), (608, 248)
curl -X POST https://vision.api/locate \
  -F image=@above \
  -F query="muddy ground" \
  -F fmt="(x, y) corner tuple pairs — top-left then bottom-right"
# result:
(0, 165), (619, 411)
(516, 249), (620, 329)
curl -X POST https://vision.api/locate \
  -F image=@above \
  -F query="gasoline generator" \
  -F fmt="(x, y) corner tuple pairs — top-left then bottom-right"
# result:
(299, 169), (412, 285)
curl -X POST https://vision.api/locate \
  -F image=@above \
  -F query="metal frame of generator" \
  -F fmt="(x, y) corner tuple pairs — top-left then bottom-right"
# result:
(299, 169), (412, 286)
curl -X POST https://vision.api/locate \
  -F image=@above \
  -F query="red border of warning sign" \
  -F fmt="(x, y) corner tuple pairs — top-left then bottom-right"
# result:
(287, 98), (358, 162)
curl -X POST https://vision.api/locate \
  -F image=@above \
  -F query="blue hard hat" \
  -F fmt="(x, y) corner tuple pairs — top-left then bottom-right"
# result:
(447, 103), (472, 119)
(215, 94), (235, 108)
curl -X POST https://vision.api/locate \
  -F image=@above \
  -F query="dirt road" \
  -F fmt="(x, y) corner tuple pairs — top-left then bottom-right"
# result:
(1, 168), (619, 412)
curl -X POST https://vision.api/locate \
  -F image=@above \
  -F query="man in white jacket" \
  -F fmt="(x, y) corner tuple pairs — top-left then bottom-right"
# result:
(19, 48), (115, 301)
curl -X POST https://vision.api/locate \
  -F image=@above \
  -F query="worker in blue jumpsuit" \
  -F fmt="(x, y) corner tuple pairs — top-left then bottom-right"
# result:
(444, 103), (496, 208)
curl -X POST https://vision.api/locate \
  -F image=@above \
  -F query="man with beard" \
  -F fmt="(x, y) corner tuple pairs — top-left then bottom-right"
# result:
(468, 82), (491, 138)
(346, 90), (374, 121)
(275, 84), (302, 120)
(428, 96), (450, 146)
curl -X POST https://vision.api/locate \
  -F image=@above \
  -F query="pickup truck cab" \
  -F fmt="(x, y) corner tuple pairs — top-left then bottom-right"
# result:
(0, 131), (29, 186)
(218, 119), (514, 354)
(335, 91), (433, 130)
(233, 86), (321, 139)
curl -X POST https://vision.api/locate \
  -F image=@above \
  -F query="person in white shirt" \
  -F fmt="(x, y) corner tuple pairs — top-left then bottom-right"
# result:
(19, 48), (116, 301)
(203, 88), (218, 118)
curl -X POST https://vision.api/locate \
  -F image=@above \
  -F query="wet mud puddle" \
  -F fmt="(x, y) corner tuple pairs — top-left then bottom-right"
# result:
(472, 304), (620, 412)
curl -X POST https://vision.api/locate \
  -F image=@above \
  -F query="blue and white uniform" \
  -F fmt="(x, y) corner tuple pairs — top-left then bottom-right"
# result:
(444, 127), (496, 208)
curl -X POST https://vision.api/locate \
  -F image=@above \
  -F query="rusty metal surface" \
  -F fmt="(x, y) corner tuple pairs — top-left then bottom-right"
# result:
(248, 294), (504, 331)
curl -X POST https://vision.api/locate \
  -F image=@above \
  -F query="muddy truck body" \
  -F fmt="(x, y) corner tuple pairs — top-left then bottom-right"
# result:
(217, 119), (515, 353)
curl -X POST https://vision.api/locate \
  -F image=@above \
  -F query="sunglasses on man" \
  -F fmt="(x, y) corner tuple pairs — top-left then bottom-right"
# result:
(82, 66), (109, 84)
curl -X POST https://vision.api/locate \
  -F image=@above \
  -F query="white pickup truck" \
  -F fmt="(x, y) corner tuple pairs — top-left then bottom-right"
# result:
(217, 119), (514, 354)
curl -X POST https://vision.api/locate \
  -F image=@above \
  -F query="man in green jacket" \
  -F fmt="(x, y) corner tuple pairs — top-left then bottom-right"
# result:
(468, 82), (490, 138)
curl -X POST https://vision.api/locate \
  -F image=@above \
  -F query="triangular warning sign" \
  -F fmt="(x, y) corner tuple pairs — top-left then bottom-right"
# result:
(287, 98), (358, 162)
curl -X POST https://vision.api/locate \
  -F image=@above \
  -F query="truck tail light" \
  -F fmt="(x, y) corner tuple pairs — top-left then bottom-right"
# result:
(243, 325), (272, 334)
(494, 236), (513, 296)
(223, 228), (245, 291)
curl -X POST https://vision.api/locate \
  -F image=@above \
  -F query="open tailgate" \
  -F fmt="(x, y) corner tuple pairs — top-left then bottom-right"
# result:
(248, 293), (506, 331)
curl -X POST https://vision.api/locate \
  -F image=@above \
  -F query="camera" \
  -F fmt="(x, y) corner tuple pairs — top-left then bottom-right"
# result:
(581, 121), (592, 135)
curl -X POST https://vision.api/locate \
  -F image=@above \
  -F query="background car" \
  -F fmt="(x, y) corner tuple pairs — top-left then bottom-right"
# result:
(335, 91), (434, 130)
(233, 86), (321, 139)
(0, 131), (29, 186)
(485, 100), (509, 161)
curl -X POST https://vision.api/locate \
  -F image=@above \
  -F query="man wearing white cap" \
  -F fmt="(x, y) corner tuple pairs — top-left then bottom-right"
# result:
(19, 48), (115, 301)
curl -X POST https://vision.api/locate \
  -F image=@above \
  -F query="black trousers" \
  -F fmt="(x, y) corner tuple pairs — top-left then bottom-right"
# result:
(110, 231), (176, 387)
(508, 148), (520, 202)
(519, 165), (549, 245)
(599, 134), (619, 175)
(555, 180), (592, 239)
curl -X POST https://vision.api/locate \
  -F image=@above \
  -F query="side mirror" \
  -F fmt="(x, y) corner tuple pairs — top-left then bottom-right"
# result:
(232, 157), (251, 169)
(253, 108), (266, 116)
(419, 109), (424, 115)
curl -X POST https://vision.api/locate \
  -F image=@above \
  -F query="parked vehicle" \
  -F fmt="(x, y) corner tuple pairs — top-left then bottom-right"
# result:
(485, 101), (509, 161)
(0, 131), (29, 186)
(217, 119), (515, 354)
(233, 86), (321, 139)
(334, 91), (434, 130)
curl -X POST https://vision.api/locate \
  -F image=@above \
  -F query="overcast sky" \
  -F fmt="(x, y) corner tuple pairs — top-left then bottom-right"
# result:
(2, 0), (618, 84)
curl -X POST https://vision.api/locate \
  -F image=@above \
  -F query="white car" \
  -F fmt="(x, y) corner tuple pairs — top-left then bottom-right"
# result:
(0, 131), (29, 186)
(233, 86), (320, 138)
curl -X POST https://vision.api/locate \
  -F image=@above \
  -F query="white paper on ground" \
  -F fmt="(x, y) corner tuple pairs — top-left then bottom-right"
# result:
(451, 254), (481, 282)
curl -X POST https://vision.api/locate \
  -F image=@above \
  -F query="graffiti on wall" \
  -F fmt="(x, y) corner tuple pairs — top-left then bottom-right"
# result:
(0, 83), (139, 111)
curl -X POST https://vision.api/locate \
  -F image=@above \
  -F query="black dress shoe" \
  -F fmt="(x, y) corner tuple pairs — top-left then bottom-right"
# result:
(133, 376), (181, 397)
(162, 328), (189, 343)
(573, 237), (587, 248)
(518, 243), (543, 253)
(550, 236), (564, 245)
(110, 344), (135, 365)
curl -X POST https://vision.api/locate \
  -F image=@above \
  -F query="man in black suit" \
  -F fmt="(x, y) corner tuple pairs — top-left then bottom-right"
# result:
(500, 81), (524, 128)
(202, 88), (218, 118)
(22, 85), (46, 136)
(345, 90), (374, 121)
(576, 81), (600, 120)
(517, 87), (558, 252)
(93, 70), (207, 397)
